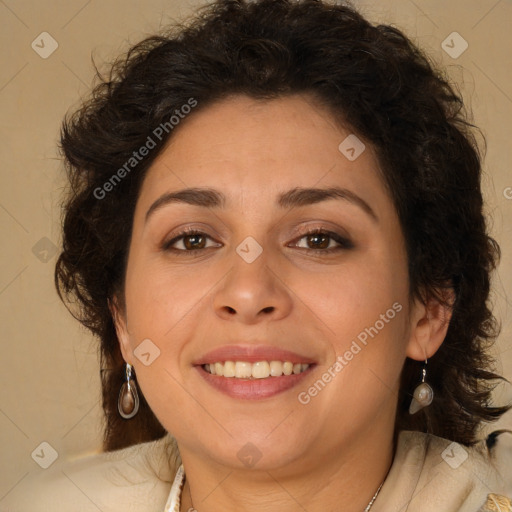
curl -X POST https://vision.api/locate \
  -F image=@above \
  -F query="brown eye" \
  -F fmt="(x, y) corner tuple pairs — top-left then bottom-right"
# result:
(181, 233), (207, 250)
(291, 229), (354, 254)
(162, 230), (221, 253)
(305, 232), (330, 249)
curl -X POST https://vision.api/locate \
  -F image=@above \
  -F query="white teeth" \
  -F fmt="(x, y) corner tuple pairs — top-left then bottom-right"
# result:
(235, 361), (252, 378)
(214, 362), (224, 376)
(203, 360), (310, 378)
(223, 361), (236, 377)
(252, 361), (270, 379)
(283, 361), (293, 375)
(269, 360), (283, 377)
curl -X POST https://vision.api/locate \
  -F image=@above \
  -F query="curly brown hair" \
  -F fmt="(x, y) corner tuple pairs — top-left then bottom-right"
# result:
(55, 0), (509, 452)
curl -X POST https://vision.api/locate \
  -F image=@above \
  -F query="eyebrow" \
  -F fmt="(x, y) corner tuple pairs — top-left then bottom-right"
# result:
(145, 186), (378, 223)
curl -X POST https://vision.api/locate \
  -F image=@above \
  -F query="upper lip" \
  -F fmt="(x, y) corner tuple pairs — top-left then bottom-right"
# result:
(192, 344), (316, 365)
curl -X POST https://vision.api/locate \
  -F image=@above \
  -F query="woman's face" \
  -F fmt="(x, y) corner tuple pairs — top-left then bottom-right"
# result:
(116, 93), (424, 471)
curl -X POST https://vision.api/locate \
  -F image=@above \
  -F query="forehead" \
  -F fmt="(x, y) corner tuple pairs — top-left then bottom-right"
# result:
(136, 94), (389, 215)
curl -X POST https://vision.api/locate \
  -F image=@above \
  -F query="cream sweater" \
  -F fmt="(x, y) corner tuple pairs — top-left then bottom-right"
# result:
(3, 430), (512, 512)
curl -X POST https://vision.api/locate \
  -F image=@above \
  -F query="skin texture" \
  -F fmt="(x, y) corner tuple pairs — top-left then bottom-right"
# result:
(114, 94), (452, 512)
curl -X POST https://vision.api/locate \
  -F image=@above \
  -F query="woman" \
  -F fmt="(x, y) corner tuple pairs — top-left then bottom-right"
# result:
(18, 0), (512, 510)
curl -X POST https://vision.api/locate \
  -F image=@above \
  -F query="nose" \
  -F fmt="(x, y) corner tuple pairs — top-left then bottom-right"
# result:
(212, 249), (293, 325)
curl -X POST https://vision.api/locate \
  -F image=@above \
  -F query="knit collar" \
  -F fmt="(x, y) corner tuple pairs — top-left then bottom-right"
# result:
(164, 464), (185, 512)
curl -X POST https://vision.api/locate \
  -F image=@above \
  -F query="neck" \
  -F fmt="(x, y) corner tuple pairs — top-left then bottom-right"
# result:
(178, 428), (394, 512)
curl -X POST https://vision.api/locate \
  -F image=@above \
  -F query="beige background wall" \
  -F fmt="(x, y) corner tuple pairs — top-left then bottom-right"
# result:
(1, 0), (511, 502)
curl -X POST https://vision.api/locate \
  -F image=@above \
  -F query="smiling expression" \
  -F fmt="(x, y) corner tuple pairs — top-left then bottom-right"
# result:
(114, 92), (420, 470)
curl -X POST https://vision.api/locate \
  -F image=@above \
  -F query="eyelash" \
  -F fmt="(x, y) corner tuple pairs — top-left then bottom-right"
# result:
(161, 227), (353, 256)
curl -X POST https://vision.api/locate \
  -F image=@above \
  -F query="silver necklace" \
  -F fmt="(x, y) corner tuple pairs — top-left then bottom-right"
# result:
(364, 481), (384, 511)
(186, 478), (384, 511)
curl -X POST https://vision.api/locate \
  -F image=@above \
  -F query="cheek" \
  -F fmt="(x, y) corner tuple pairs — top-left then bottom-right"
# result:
(124, 256), (208, 340)
(121, 256), (202, 427)
(298, 267), (408, 422)
(120, 253), (203, 410)
(296, 250), (410, 417)
(297, 252), (408, 352)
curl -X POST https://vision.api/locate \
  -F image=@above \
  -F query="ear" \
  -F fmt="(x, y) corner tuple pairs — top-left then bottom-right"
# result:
(405, 288), (455, 361)
(108, 296), (134, 365)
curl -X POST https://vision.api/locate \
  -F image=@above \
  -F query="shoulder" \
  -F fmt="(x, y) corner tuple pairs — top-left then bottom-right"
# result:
(3, 434), (179, 512)
(375, 429), (512, 512)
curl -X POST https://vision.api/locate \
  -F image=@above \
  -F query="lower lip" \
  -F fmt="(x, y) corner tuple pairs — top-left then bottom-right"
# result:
(195, 365), (314, 400)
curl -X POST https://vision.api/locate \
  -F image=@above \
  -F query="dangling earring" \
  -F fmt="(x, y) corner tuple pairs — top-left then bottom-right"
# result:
(409, 359), (434, 414)
(118, 363), (140, 419)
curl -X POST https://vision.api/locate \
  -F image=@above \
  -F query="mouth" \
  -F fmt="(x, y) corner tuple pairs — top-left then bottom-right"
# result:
(203, 360), (310, 378)
(193, 345), (316, 400)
